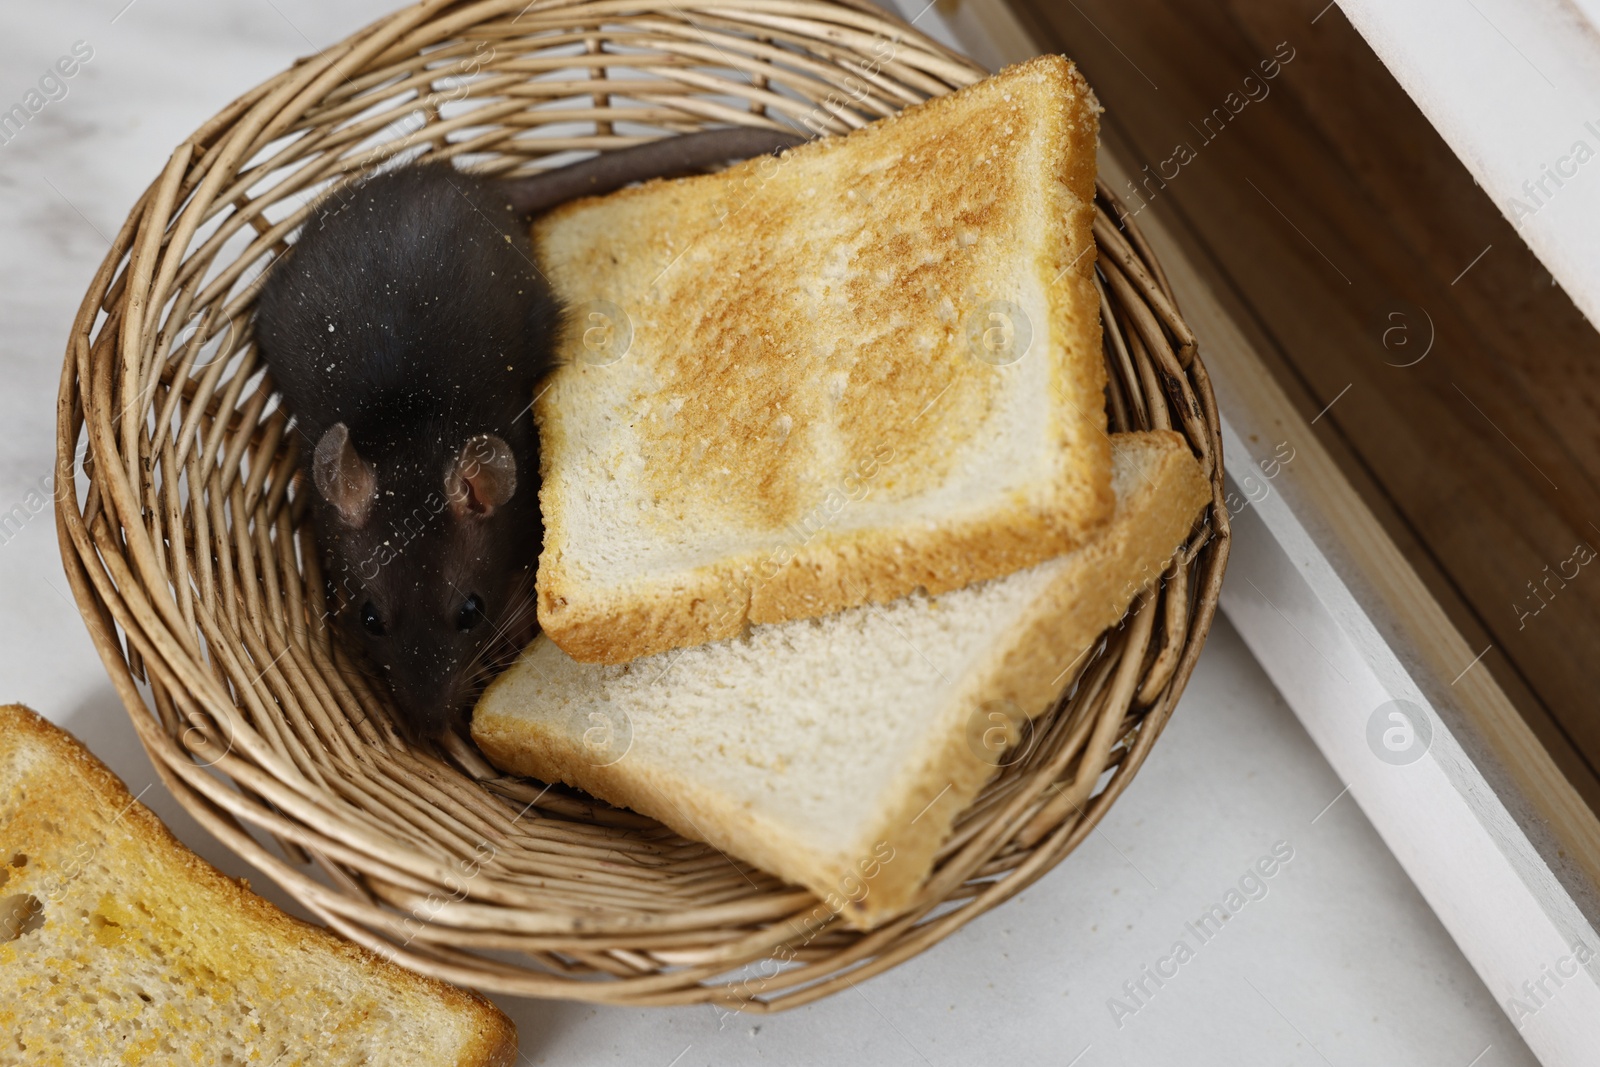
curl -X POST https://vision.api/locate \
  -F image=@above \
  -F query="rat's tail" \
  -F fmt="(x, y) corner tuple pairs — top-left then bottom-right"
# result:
(499, 126), (806, 216)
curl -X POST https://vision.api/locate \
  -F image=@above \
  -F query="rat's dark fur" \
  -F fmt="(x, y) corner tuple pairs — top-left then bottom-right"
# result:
(252, 130), (802, 739)
(256, 163), (547, 737)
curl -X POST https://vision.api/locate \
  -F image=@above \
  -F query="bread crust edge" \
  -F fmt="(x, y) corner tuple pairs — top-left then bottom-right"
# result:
(0, 703), (519, 1067)
(535, 54), (1111, 666)
(479, 432), (1210, 931)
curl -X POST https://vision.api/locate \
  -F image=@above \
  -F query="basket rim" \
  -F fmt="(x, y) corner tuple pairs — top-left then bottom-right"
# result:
(52, 0), (1230, 1010)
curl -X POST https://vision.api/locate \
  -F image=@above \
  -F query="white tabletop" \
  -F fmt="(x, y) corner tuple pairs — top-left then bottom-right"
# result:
(0, 2), (1538, 1063)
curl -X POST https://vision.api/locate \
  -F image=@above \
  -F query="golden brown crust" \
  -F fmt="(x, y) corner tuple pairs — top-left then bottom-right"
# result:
(0, 703), (518, 1067)
(475, 433), (1209, 929)
(532, 55), (1109, 664)
(846, 432), (1210, 925)
(538, 497), (1117, 664)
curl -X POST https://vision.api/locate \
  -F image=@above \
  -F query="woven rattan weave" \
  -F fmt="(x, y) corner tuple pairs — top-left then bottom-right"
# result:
(55, 0), (1229, 1009)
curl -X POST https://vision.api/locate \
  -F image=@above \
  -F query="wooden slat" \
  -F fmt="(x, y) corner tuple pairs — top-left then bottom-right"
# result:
(904, 0), (1600, 1057)
(919, 0), (1600, 861)
(996, 0), (1600, 813)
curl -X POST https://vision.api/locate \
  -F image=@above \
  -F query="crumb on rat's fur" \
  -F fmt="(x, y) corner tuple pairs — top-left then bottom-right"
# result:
(252, 131), (800, 737)
(255, 161), (554, 738)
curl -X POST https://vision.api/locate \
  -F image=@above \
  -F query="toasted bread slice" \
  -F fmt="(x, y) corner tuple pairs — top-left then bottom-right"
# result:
(473, 432), (1208, 929)
(532, 54), (1107, 663)
(0, 704), (516, 1067)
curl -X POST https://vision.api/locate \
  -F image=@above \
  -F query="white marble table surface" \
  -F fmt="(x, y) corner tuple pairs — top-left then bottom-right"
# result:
(0, 1), (1538, 1063)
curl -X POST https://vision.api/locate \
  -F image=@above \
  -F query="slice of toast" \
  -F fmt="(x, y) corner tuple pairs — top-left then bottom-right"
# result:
(532, 54), (1107, 663)
(473, 432), (1209, 929)
(0, 704), (517, 1067)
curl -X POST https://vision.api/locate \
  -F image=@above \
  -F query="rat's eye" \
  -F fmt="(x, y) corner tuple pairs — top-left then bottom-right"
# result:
(360, 600), (386, 637)
(457, 594), (485, 632)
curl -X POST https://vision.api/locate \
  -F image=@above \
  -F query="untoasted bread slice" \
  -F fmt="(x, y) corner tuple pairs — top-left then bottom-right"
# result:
(0, 704), (516, 1067)
(473, 432), (1208, 929)
(532, 54), (1107, 663)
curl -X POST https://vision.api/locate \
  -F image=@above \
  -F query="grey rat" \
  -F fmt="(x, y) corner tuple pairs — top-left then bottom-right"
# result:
(253, 128), (802, 739)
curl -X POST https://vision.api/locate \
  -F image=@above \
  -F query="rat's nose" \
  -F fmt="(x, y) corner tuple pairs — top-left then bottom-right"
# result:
(385, 655), (467, 738)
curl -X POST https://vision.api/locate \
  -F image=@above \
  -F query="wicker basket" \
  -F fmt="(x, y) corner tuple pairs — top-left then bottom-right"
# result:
(54, 0), (1228, 1009)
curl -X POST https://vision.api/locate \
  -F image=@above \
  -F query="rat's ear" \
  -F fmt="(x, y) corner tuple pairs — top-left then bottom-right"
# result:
(446, 434), (517, 519)
(313, 422), (377, 527)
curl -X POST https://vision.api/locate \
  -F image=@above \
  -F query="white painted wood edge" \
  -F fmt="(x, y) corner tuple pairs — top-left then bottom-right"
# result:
(877, 0), (1600, 1060)
(1219, 417), (1600, 1064)
(1334, 0), (1600, 330)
